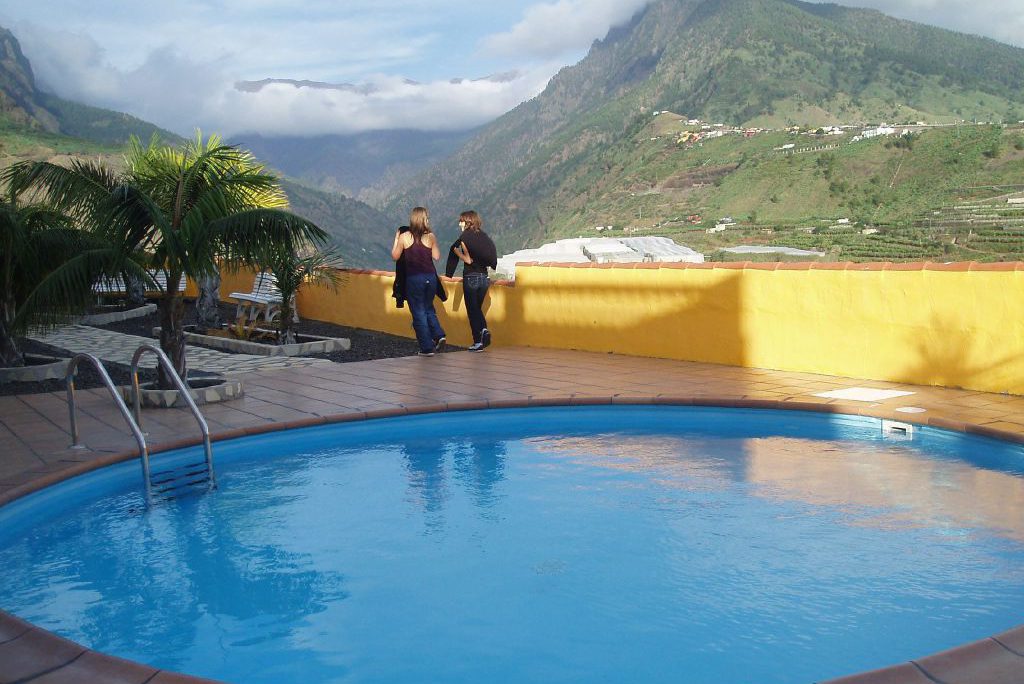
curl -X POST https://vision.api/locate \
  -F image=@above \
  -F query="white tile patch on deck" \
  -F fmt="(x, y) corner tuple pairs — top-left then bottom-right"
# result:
(813, 387), (916, 402)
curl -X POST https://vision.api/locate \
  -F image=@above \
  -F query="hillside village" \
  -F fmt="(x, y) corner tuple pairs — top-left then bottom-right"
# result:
(649, 110), (1016, 149)
(534, 110), (1024, 266)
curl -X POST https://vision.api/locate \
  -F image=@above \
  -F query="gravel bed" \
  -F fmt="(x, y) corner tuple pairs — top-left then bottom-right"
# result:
(0, 338), (157, 397)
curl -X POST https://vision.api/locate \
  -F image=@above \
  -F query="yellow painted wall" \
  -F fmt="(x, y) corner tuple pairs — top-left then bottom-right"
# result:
(224, 262), (1024, 395)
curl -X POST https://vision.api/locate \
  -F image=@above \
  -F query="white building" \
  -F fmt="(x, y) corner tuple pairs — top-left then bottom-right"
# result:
(495, 237), (704, 279)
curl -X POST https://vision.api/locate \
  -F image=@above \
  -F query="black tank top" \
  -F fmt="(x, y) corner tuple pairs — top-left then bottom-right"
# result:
(405, 235), (434, 275)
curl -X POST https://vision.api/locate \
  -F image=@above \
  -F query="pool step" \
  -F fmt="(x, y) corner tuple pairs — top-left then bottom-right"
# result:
(149, 460), (217, 499)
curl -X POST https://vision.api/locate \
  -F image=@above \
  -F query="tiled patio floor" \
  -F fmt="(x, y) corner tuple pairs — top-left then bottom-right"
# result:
(2, 346), (1023, 683)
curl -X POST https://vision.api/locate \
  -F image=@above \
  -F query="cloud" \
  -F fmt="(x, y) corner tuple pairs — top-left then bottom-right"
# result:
(10, 22), (556, 137)
(808, 0), (1024, 48)
(481, 0), (653, 59)
(213, 70), (557, 137)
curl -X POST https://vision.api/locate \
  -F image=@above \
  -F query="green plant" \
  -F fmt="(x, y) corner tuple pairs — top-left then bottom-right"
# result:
(17, 133), (327, 387)
(0, 174), (105, 367)
(228, 316), (263, 341)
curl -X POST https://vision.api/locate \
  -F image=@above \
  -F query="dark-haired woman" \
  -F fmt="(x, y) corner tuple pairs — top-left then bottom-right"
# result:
(392, 206), (446, 356)
(451, 210), (497, 352)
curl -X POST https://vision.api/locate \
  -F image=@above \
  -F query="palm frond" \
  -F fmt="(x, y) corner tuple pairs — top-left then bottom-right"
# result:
(208, 208), (328, 269)
(12, 242), (118, 334)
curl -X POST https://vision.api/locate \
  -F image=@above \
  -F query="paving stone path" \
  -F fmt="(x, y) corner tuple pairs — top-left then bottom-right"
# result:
(32, 325), (334, 374)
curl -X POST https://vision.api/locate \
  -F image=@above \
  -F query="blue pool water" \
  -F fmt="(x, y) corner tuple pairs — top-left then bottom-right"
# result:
(1, 406), (1023, 684)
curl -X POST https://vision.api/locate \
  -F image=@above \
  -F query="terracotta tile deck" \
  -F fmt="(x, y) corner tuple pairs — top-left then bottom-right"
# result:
(1, 346), (1023, 684)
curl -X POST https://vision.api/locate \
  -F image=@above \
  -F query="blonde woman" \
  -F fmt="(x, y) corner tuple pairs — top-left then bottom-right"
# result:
(391, 206), (446, 356)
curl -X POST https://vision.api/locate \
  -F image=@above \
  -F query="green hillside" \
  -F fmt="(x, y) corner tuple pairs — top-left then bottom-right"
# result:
(0, 121), (400, 269)
(279, 179), (399, 268)
(542, 117), (1024, 262)
(235, 129), (473, 201)
(37, 93), (184, 147)
(387, 0), (1024, 256)
(0, 117), (122, 165)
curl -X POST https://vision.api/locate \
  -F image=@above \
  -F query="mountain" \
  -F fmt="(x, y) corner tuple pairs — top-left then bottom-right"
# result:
(386, 0), (1024, 252)
(0, 27), (59, 132)
(279, 179), (399, 268)
(232, 128), (474, 202)
(0, 26), (182, 146)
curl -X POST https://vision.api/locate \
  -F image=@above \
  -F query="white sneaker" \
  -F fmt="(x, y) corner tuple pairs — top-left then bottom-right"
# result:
(481, 328), (491, 348)
(468, 342), (484, 352)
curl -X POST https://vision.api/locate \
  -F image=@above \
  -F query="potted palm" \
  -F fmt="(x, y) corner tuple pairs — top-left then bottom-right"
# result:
(261, 245), (344, 345)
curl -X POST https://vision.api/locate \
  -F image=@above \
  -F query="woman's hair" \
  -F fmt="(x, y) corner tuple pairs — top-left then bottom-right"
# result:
(409, 206), (431, 237)
(459, 210), (482, 232)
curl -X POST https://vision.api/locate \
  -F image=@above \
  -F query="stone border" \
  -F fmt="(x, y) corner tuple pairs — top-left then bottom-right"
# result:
(78, 303), (157, 326)
(157, 327), (350, 357)
(1, 397), (1022, 684)
(0, 355), (69, 383)
(120, 377), (244, 408)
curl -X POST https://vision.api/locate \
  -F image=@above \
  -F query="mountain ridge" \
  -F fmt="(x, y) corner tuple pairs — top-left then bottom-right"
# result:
(0, 26), (182, 145)
(385, 0), (1024, 251)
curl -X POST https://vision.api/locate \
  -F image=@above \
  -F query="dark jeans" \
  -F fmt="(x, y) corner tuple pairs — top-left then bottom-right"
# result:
(462, 272), (490, 343)
(406, 272), (445, 352)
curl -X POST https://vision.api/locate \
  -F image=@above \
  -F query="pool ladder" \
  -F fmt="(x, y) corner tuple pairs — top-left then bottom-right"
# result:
(66, 344), (216, 503)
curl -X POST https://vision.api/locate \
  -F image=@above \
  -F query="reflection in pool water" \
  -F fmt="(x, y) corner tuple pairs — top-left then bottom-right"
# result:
(0, 407), (1022, 684)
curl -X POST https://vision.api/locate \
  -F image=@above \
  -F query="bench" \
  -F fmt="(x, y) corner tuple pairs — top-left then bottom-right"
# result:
(228, 271), (298, 324)
(92, 270), (187, 298)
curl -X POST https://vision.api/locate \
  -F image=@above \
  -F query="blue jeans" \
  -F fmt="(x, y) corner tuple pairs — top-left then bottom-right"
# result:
(406, 272), (445, 352)
(462, 272), (490, 344)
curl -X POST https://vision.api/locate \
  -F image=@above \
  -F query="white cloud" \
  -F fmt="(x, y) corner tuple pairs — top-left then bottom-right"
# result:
(213, 70), (557, 137)
(9, 21), (557, 137)
(482, 0), (653, 59)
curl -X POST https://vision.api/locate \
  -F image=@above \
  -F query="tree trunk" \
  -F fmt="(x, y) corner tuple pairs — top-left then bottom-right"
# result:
(196, 272), (222, 332)
(0, 303), (24, 367)
(126, 274), (146, 307)
(158, 295), (186, 389)
(278, 300), (296, 345)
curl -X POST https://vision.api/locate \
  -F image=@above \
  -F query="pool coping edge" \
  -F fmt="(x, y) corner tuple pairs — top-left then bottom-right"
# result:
(2, 396), (1023, 684)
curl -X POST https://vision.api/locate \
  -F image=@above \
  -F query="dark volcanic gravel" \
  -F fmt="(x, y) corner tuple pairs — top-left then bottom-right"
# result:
(2, 301), (456, 396)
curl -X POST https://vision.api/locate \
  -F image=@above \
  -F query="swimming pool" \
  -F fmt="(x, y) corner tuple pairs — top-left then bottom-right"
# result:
(1, 406), (1022, 684)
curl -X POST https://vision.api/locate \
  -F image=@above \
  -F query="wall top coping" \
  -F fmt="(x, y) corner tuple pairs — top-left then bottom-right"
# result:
(508, 261), (1024, 272)
(325, 261), (1024, 282)
(332, 267), (513, 286)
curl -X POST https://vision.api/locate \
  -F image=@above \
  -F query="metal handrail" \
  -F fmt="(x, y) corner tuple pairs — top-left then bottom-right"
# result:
(129, 344), (217, 492)
(65, 353), (151, 497)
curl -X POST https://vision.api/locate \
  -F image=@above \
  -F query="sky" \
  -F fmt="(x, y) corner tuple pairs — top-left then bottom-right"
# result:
(1, 0), (1022, 139)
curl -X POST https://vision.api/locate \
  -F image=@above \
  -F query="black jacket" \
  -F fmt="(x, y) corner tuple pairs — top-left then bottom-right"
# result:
(445, 231), (498, 278)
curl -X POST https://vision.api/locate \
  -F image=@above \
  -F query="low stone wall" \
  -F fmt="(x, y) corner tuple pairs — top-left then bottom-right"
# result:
(221, 261), (1024, 396)
(78, 303), (157, 326)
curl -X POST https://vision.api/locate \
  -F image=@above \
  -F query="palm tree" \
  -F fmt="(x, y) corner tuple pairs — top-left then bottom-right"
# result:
(261, 245), (344, 345)
(18, 133), (328, 387)
(0, 171), (107, 368)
